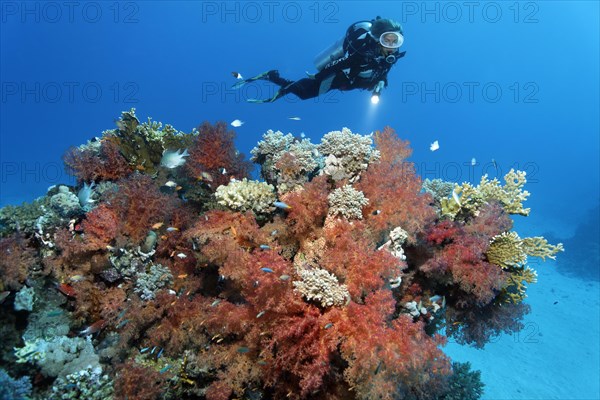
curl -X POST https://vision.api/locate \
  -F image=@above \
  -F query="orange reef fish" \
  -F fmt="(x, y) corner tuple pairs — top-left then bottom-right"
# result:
(56, 283), (77, 298)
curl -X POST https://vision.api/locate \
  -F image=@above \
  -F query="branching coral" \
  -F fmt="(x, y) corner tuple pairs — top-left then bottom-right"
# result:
(460, 169), (531, 216)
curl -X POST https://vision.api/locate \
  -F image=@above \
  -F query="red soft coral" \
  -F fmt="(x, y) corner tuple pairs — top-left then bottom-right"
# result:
(356, 127), (436, 244)
(282, 175), (330, 240)
(336, 290), (451, 400)
(426, 220), (460, 245)
(80, 203), (120, 250)
(185, 121), (252, 187)
(63, 138), (132, 182)
(0, 234), (38, 291)
(111, 174), (176, 243)
(422, 228), (507, 306)
(321, 220), (402, 301)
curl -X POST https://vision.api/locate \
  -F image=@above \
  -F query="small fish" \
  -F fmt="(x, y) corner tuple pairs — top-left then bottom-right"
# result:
(374, 360), (383, 375)
(553, 301), (558, 305)
(199, 171), (213, 182)
(232, 71), (243, 80)
(152, 222), (164, 229)
(279, 274), (290, 281)
(256, 311), (266, 318)
(151, 346), (158, 354)
(159, 364), (172, 374)
(430, 140), (439, 152)
(164, 180), (177, 188)
(177, 274), (188, 279)
(160, 148), (189, 169)
(156, 347), (164, 358)
(176, 253), (187, 259)
(220, 168), (227, 175)
(288, 116), (301, 120)
(231, 119), (244, 127)
(211, 299), (221, 307)
(323, 323), (333, 329)
(451, 187), (462, 207)
(56, 283), (77, 298)
(273, 201), (291, 210)
(259, 244), (271, 250)
(79, 319), (106, 336)
(429, 295), (442, 303)
(260, 267), (274, 273)
(166, 227), (179, 232)
(492, 158), (499, 175)
(46, 310), (64, 317)
(69, 275), (85, 282)
(271, 230), (278, 236)
(116, 319), (129, 329)
(0, 291), (10, 304)
(300, 132), (306, 138)
(140, 347), (150, 353)
(237, 346), (250, 353)
(471, 157), (477, 166)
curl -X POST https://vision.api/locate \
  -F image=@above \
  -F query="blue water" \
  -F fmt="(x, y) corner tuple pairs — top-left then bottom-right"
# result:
(1, 1), (599, 398)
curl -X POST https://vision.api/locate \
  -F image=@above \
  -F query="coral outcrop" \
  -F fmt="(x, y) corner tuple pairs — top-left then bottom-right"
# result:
(0, 112), (563, 400)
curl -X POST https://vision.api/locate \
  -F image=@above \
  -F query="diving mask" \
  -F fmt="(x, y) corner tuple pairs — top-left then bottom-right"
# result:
(379, 31), (404, 49)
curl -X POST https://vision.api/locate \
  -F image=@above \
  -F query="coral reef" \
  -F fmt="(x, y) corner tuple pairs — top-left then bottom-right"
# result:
(0, 369), (32, 400)
(0, 112), (564, 400)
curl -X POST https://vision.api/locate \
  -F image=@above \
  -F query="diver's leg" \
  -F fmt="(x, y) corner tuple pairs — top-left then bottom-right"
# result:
(265, 70), (294, 87)
(232, 70), (293, 89)
(279, 78), (322, 100)
(247, 78), (321, 103)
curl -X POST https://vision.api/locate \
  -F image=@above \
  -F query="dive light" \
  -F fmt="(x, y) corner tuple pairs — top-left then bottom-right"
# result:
(371, 80), (385, 104)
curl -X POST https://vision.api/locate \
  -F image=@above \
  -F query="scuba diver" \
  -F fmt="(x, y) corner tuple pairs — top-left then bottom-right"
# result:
(232, 17), (405, 103)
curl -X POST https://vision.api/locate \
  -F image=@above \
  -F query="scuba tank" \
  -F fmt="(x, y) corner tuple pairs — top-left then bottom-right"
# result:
(313, 37), (344, 71)
(313, 21), (373, 71)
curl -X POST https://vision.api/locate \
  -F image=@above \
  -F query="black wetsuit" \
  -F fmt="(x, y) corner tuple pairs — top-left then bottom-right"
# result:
(268, 21), (406, 101)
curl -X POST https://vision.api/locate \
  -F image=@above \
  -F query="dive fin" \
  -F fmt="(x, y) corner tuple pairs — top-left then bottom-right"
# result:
(246, 89), (284, 104)
(231, 70), (271, 89)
